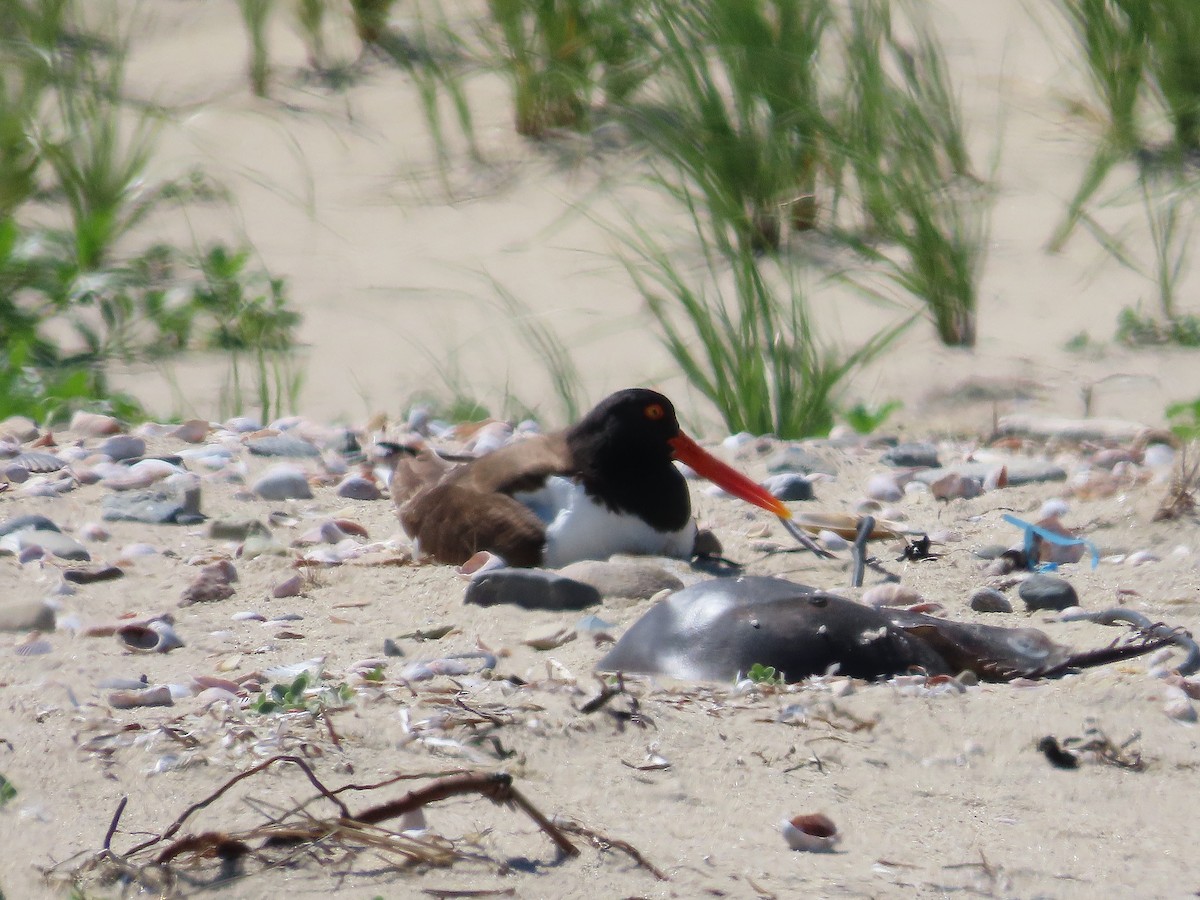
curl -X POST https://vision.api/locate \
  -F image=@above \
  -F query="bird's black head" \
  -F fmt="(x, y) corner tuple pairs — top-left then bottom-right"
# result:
(568, 388), (682, 465)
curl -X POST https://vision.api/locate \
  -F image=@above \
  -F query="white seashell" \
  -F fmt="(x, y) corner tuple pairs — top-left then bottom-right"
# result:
(262, 657), (325, 682)
(1125, 550), (1160, 566)
(818, 530), (849, 552)
(116, 620), (184, 653)
(232, 610), (267, 622)
(1164, 690), (1197, 723)
(78, 522), (111, 542)
(1039, 499), (1070, 519)
(458, 550), (508, 580)
(780, 814), (840, 852)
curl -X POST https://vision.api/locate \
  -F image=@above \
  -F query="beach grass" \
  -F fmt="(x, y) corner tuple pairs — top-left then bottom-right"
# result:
(623, 227), (910, 438)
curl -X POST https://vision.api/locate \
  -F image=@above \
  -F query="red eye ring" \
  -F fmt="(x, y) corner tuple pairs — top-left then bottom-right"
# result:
(644, 403), (665, 421)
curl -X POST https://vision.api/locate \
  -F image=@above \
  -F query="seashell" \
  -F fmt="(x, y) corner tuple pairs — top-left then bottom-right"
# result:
(780, 813), (840, 852)
(862, 583), (923, 608)
(865, 473), (902, 503)
(119, 543), (159, 560)
(12, 451), (65, 474)
(108, 685), (174, 709)
(15, 635), (53, 656)
(116, 620), (183, 653)
(231, 610), (267, 622)
(1125, 550), (1160, 566)
(191, 675), (242, 693)
(458, 550), (508, 580)
(194, 686), (240, 707)
(1164, 689), (1197, 723)
(63, 565), (124, 585)
(983, 466), (1008, 491)
(930, 473), (983, 501)
(400, 652), (497, 681)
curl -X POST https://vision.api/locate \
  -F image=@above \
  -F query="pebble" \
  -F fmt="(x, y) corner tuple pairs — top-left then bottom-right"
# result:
(762, 473), (814, 502)
(0, 514), (60, 537)
(0, 415), (38, 442)
(557, 559), (683, 600)
(1164, 686), (1197, 723)
(1018, 574), (1078, 611)
(0, 600), (57, 632)
(98, 434), (146, 461)
(179, 572), (237, 607)
(170, 419), (210, 443)
(336, 475), (381, 500)
(63, 565), (124, 585)
(252, 464), (313, 501)
(464, 569), (601, 611)
(78, 522), (111, 542)
(972, 544), (1008, 560)
(247, 434), (321, 457)
(224, 416), (263, 433)
(969, 587), (1013, 613)
(866, 473), (902, 502)
(882, 442), (940, 468)
(818, 530), (849, 552)
(70, 411), (122, 437)
(102, 481), (204, 525)
(17, 529), (90, 561)
(273, 574), (305, 598)
(930, 472), (983, 501)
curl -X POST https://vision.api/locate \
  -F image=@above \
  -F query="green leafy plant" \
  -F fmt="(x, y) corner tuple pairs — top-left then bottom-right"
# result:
(251, 672), (355, 715)
(1167, 397), (1200, 442)
(746, 663), (785, 685)
(843, 400), (901, 435)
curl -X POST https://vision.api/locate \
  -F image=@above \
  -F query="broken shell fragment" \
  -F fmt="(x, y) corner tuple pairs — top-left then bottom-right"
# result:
(780, 813), (840, 852)
(108, 685), (174, 708)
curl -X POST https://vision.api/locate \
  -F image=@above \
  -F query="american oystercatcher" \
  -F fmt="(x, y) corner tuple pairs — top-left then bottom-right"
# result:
(386, 388), (802, 568)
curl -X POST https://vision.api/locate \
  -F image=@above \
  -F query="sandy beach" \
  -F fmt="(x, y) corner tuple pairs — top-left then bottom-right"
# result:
(3, 1), (1200, 897)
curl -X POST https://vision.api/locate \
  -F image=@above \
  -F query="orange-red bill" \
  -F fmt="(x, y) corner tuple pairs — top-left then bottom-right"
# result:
(669, 433), (791, 519)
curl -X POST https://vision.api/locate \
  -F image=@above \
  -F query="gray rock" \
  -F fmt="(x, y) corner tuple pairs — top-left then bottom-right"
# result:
(336, 475), (382, 500)
(882, 442), (941, 468)
(253, 464), (313, 500)
(99, 435), (146, 461)
(465, 569), (601, 611)
(915, 461), (1066, 487)
(18, 529), (89, 561)
(224, 416), (263, 433)
(0, 600), (57, 632)
(969, 587), (1013, 613)
(0, 514), (61, 537)
(558, 559), (684, 600)
(762, 473), (814, 502)
(1018, 574), (1078, 611)
(102, 483), (203, 524)
(247, 435), (321, 458)
(765, 445), (837, 476)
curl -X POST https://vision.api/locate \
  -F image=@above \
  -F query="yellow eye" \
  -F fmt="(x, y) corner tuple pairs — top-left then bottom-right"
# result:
(644, 403), (665, 421)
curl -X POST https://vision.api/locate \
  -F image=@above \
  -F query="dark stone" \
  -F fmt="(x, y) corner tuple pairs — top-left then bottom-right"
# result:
(98, 435), (146, 461)
(247, 435), (320, 457)
(969, 587), (1013, 613)
(882, 442), (941, 468)
(102, 484), (204, 525)
(63, 565), (125, 585)
(1018, 574), (1079, 611)
(464, 569), (601, 611)
(763, 473), (815, 502)
(0, 514), (61, 537)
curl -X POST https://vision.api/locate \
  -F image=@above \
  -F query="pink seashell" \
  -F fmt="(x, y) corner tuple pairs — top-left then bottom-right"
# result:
(190, 675), (242, 693)
(272, 575), (304, 598)
(458, 550), (509, 580)
(171, 419), (210, 443)
(862, 583), (923, 608)
(194, 687), (240, 707)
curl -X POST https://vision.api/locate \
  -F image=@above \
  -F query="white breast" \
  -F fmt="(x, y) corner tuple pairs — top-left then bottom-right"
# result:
(518, 477), (697, 568)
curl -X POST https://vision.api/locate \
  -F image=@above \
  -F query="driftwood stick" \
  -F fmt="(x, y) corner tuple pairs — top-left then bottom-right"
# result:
(124, 755), (350, 857)
(352, 772), (578, 858)
(554, 818), (667, 880)
(103, 796), (128, 852)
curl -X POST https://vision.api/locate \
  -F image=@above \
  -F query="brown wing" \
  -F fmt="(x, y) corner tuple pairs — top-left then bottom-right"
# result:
(399, 483), (547, 567)
(454, 432), (575, 494)
(394, 432), (575, 567)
